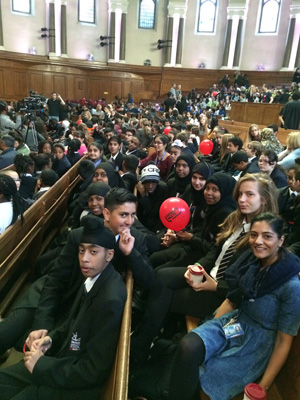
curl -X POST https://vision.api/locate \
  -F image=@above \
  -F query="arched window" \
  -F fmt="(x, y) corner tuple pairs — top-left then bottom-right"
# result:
(78, 0), (95, 24)
(12, 0), (31, 14)
(139, 0), (156, 29)
(258, 0), (281, 34)
(197, 0), (217, 33)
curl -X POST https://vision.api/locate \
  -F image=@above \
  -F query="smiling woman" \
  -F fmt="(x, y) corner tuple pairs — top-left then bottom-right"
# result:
(169, 212), (300, 400)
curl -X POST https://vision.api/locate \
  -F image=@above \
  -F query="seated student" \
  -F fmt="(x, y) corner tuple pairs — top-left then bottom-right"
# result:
(166, 139), (185, 181)
(284, 167), (300, 256)
(14, 154), (39, 200)
(130, 174), (278, 364)
(52, 143), (71, 178)
(136, 164), (169, 233)
(167, 154), (196, 197)
(68, 182), (111, 230)
(0, 174), (23, 234)
(119, 154), (139, 193)
(0, 188), (154, 358)
(31, 153), (53, 178)
(258, 149), (288, 189)
(0, 135), (16, 169)
(38, 140), (53, 155)
(150, 171), (236, 270)
(73, 131), (88, 156)
(32, 169), (59, 201)
(260, 127), (284, 154)
(139, 134), (173, 182)
(244, 140), (262, 163)
(221, 136), (243, 173)
(87, 142), (106, 167)
(168, 213), (300, 400)
(231, 150), (260, 180)
(106, 136), (126, 171)
(66, 138), (81, 166)
(278, 164), (299, 234)
(0, 215), (127, 400)
(125, 135), (147, 159)
(93, 162), (125, 188)
(9, 130), (30, 155)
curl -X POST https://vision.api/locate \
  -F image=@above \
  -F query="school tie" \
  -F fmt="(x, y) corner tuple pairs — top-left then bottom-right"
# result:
(216, 228), (247, 281)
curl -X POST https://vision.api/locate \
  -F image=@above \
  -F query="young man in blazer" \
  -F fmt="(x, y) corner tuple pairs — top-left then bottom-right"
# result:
(0, 215), (127, 400)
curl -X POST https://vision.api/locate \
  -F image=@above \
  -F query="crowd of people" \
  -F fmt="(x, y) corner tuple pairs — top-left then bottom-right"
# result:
(0, 77), (300, 399)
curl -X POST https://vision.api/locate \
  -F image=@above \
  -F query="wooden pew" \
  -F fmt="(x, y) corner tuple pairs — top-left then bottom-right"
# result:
(0, 200), (45, 315)
(185, 315), (299, 400)
(101, 270), (133, 400)
(0, 159), (82, 314)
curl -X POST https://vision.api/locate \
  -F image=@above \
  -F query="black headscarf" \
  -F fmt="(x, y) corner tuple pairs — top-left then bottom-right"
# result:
(95, 162), (125, 188)
(173, 154), (196, 195)
(204, 172), (237, 214)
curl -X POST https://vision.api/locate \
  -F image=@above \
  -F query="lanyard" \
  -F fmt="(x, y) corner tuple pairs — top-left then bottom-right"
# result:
(155, 151), (166, 165)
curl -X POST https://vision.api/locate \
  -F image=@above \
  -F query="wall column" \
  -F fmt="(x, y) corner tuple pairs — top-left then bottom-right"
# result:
(221, 19), (232, 67)
(107, 0), (128, 63)
(61, 2), (67, 56)
(120, 12), (126, 62)
(49, 1), (56, 55)
(233, 18), (244, 67)
(281, 2), (300, 70)
(0, 0), (4, 49)
(175, 17), (184, 66)
(221, 0), (248, 69)
(108, 11), (115, 61)
(164, 0), (187, 67)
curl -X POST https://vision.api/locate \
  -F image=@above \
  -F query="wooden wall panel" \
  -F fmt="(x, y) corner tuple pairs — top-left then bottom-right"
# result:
(230, 103), (283, 125)
(53, 75), (67, 97)
(13, 71), (28, 98)
(0, 70), (4, 98)
(111, 81), (122, 99)
(28, 73), (44, 96)
(3, 69), (14, 97)
(0, 51), (296, 103)
(43, 74), (54, 96)
(74, 77), (88, 100)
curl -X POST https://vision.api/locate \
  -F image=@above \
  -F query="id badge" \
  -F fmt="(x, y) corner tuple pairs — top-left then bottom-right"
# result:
(223, 322), (244, 339)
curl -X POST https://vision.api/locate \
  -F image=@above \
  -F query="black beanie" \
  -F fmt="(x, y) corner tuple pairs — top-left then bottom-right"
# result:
(87, 182), (111, 198)
(80, 215), (115, 249)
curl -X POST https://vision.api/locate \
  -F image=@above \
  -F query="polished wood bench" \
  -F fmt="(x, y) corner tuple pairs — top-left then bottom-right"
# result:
(101, 270), (133, 400)
(0, 159), (82, 314)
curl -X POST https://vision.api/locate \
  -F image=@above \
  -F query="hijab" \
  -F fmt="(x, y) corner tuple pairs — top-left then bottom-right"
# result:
(173, 154), (196, 195)
(204, 172), (237, 214)
(95, 162), (125, 188)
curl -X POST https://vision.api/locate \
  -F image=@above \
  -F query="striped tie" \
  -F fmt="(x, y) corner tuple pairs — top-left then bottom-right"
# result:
(216, 229), (246, 280)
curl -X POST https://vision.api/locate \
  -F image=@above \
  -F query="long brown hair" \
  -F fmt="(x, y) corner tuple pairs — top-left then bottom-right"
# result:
(216, 173), (278, 247)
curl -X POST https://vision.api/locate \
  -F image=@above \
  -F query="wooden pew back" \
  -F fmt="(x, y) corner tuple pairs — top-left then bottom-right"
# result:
(0, 200), (45, 315)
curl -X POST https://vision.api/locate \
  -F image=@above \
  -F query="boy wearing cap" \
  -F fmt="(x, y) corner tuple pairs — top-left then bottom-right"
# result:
(0, 189), (153, 356)
(136, 164), (169, 233)
(0, 215), (126, 400)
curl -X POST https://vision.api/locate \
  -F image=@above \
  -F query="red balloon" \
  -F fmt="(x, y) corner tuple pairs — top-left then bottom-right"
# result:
(199, 139), (213, 155)
(159, 198), (190, 231)
(164, 126), (172, 135)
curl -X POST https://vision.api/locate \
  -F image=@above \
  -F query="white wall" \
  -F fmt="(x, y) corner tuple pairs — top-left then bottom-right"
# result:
(240, 0), (291, 70)
(0, 0), (295, 70)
